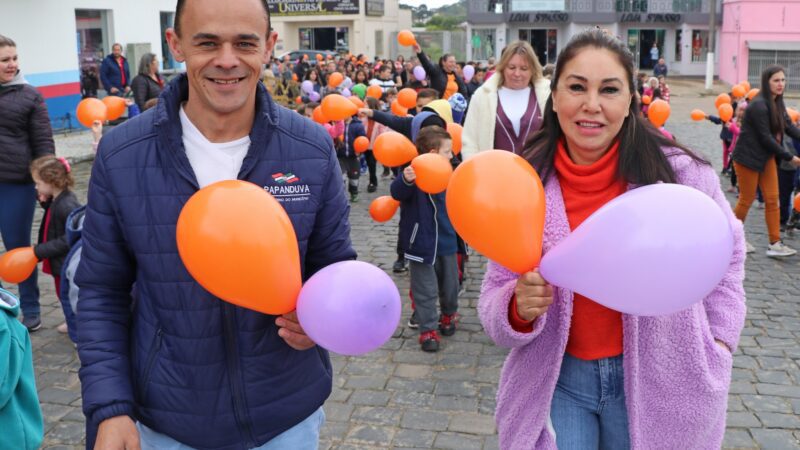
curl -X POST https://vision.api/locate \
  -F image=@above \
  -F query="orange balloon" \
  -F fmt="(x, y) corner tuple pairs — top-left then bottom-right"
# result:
(398, 30), (417, 47)
(715, 93), (732, 109)
(641, 95), (651, 105)
(690, 109), (706, 121)
(102, 96), (127, 121)
(647, 99), (671, 127)
(312, 106), (329, 125)
(446, 151), (545, 274)
(321, 94), (358, 121)
(292, 74), (298, 82)
(0, 247), (37, 284)
(295, 96), (303, 105)
(354, 136), (370, 154)
(718, 103), (734, 122)
(328, 72), (344, 88)
(747, 88), (760, 100)
(741, 81), (751, 92)
(369, 196), (400, 223)
(411, 153), (453, 194)
(447, 123), (463, 155)
(391, 100), (408, 116)
(348, 96), (365, 108)
(76, 98), (107, 128)
(397, 88), (417, 109)
(176, 180), (301, 315)
(367, 84), (383, 99)
(373, 131), (419, 167)
(731, 84), (746, 98)
(788, 108), (799, 124)
(794, 193), (800, 212)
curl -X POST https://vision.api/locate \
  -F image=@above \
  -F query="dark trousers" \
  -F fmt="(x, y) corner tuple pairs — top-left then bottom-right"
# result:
(364, 150), (378, 186)
(0, 183), (40, 317)
(409, 254), (459, 333)
(338, 156), (360, 195)
(778, 168), (797, 225)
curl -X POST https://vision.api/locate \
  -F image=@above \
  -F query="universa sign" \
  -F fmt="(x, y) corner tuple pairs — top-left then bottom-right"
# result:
(267, 0), (360, 16)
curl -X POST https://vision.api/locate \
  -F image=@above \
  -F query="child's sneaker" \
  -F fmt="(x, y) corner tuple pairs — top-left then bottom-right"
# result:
(419, 330), (440, 352)
(439, 313), (459, 336)
(350, 193), (359, 203)
(407, 310), (419, 329)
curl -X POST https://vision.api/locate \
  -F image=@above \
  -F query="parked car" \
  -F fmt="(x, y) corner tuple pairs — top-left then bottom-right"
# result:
(277, 50), (337, 65)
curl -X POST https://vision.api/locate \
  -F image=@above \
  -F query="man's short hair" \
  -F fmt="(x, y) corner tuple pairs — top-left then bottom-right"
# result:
(175, 0), (271, 36)
(417, 88), (439, 101)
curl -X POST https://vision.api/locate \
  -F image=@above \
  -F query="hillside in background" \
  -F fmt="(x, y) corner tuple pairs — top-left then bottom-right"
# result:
(401, 0), (466, 30)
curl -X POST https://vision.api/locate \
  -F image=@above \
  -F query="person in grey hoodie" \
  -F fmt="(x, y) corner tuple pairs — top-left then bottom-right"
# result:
(0, 34), (55, 332)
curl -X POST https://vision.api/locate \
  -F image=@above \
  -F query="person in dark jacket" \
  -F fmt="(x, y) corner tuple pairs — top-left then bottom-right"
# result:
(412, 43), (468, 100)
(76, 1), (356, 449)
(30, 156), (82, 335)
(0, 34), (55, 332)
(131, 53), (163, 111)
(99, 43), (131, 95)
(336, 116), (366, 202)
(732, 64), (800, 257)
(391, 125), (459, 353)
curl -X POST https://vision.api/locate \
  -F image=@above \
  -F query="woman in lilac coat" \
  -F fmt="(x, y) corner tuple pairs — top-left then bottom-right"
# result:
(478, 29), (746, 450)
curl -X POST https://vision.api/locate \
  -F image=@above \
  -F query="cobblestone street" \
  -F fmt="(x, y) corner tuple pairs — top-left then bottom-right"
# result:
(5, 80), (800, 449)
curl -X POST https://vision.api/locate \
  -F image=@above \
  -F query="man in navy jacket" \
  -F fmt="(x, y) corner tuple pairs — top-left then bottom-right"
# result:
(76, 0), (356, 448)
(99, 43), (130, 95)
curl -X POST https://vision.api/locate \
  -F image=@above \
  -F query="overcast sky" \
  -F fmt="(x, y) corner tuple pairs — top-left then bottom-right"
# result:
(400, 0), (459, 9)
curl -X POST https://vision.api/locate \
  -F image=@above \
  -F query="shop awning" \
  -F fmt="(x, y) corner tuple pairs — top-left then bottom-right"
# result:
(747, 40), (800, 51)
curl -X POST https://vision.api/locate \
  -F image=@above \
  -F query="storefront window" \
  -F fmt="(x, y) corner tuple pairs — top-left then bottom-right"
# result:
(675, 29), (682, 62)
(75, 9), (110, 74)
(519, 29), (557, 65)
(472, 29), (496, 61)
(615, 0), (648, 12)
(691, 30), (709, 62)
(672, 0), (702, 12)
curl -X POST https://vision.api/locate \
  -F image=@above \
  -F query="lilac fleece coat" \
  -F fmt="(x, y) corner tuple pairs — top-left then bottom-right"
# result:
(478, 149), (746, 450)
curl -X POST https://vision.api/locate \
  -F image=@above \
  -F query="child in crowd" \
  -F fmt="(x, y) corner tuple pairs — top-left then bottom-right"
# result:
(337, 115), (366, 202)
(362, 97), (390, 192)
(29, 156), (82, 333)
(390, 126), (459, 352)
(0, 288), (43, 450)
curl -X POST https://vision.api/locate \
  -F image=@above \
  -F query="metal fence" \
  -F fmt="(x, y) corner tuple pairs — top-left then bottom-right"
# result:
(747, 50), (800, 93)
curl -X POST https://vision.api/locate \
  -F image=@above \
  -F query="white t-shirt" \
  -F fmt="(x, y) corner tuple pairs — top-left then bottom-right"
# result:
(498, 86), (532, 136)
(180, 106), (250, 188)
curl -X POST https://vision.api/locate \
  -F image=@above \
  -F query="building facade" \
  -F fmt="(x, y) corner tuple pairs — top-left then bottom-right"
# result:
(719, 0), (800, 91)
(466, 0), (722, 76)
(268, 0), (413, 60)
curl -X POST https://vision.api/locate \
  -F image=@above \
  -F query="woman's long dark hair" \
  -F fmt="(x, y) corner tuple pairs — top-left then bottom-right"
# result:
(759, 64), (787, 137)
(523, 29), (708, 185)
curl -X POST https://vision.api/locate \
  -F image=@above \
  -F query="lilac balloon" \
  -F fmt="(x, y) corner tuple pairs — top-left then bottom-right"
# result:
(539, 184), (734, 316)
(413, 65), (426, 81)
(301, 80), (314, 94)
(308, 91), (320, 102)
(341, 88), (351, 98)
(341, 77), (353, 89)
(297, 261), (401, 355)
(463, 65), (475, 82)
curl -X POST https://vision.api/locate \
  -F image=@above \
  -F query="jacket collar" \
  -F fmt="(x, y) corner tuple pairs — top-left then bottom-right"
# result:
(153, 74), (279, 188)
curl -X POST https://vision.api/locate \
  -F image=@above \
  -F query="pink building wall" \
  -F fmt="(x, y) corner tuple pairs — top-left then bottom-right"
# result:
(719, 0), (800, 86)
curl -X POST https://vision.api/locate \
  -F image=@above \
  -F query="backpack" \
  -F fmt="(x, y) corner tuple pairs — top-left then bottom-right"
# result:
(59, 206), (86, 344)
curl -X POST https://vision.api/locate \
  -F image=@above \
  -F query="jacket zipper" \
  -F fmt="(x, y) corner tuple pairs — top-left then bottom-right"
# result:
(140, 328), (163, 399)
(430, 194), (439, 264)
(222, 304), (257, 447)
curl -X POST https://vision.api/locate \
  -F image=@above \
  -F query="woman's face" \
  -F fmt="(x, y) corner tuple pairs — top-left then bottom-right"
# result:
(443, 56), (456, 73)
(0, 46), (19, 84)
(769, 71), (786, 97)
(150, 58), (159, 74)
(502, 54), (533, 90)
(309, 71), (317, 81)
(552, 47), (632, 165)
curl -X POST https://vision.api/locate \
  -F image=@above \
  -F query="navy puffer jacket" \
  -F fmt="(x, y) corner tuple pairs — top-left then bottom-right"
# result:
(76, 74), (356, 450)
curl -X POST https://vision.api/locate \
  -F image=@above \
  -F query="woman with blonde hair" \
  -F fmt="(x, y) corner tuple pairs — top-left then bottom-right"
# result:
(461, 40), (550, 158)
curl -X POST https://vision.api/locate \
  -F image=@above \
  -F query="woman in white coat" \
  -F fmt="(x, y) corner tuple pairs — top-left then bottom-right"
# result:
(462, 41), (550, 158)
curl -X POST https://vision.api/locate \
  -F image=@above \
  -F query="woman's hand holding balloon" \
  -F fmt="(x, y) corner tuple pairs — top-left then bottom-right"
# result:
(413, 43), (421, 54)
(513, 269), (553, 322)
(357, 107), (373, 118)
(403, 166), (416, 183)
(791, 156), (800, 168)
(276, 311), (316, 351)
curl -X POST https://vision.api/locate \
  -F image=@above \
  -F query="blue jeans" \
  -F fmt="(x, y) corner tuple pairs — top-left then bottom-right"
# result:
(550, 353), (630, 450)
(0, 183), (40, 317)
(136, 407), (325, 450)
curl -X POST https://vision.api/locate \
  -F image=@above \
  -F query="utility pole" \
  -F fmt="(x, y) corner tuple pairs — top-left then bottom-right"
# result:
(705, 0), (716, 91)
